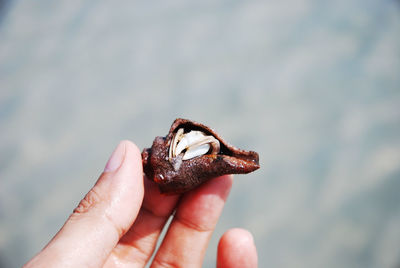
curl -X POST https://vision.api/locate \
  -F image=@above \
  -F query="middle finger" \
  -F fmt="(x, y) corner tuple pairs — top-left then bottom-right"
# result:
(151, 175), (233, 268)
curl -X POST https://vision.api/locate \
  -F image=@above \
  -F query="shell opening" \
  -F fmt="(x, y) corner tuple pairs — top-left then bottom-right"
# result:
(169, 128), (220, 161)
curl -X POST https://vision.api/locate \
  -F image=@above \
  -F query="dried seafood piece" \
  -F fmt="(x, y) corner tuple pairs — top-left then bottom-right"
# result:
(142, 118), (260, 194)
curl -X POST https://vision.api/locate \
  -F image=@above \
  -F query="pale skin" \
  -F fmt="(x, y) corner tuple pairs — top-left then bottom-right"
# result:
(24, 140), (258, 268)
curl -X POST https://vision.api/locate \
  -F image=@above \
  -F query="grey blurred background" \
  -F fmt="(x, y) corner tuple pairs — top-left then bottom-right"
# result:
(1, 0), (400, 267)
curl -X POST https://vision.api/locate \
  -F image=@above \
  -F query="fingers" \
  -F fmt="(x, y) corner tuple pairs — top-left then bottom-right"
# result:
(105, 178), (180, 267)
(24, 141), (144, 268)
(151, 175), (233, 267)
(217, 228), (258, 268)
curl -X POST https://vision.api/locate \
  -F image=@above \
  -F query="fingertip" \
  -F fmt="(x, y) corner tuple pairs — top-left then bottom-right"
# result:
(187, 174), (233, 200)
(220, 228), (255, 247)
(217, 228), (258, 268)
(218, 174), (234, 192)
(207, 174), (233, 200)
(120, 140), (142, 160)
(114, 140), (142, 172)
(176, 174), (233, 223)
(111, 140), (143, 191)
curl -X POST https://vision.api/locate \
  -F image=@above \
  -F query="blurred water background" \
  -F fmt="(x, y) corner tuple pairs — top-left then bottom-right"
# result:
(1, 0), (400, 267)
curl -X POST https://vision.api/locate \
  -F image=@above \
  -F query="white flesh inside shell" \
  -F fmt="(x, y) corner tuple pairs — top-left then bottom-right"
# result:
(169, 128), (220, 161)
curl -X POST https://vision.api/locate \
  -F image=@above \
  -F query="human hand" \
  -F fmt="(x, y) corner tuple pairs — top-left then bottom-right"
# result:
(24, 141), (258, 268)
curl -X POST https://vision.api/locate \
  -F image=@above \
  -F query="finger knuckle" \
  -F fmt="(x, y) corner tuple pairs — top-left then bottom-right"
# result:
(73, 188), (102, 215)
(176, 215), (212, 233)
(152, 258), (181, 268)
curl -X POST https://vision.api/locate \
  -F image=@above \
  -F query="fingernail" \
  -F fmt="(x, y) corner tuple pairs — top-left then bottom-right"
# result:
(104, 142), (126, 172)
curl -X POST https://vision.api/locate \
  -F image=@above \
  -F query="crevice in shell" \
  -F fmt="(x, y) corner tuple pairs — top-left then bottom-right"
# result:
(142, 118), (260, 194)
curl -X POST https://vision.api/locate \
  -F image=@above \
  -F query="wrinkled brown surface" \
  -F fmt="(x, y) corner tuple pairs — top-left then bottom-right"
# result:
(142, 118), (260, 194)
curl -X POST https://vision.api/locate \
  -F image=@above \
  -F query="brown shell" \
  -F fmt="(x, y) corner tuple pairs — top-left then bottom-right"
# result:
(142, 118), (260, 194)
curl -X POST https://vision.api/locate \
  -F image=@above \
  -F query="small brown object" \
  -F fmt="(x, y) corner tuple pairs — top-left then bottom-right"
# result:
(142, 118), (260, 194)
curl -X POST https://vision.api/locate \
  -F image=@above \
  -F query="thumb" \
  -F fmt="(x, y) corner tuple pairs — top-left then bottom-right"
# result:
(25, 140), (144, 268)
